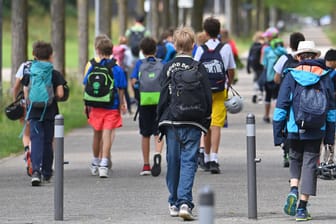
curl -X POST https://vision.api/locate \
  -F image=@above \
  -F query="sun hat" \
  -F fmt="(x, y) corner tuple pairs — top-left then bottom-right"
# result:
(262, 27), (279, 38)
(325, 49), (336, 61)
(293, 40), (321, 57)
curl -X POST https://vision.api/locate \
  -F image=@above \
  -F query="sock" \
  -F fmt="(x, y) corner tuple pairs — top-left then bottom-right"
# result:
(298, 200), (307, 209)
(210, 153), (218, 163)
(99, 158), (109, 167)
(290, 186), (298, 193)
(204, 153), (210, 163)
(199, 147), (204, 153)
(92, 157), (100, 166)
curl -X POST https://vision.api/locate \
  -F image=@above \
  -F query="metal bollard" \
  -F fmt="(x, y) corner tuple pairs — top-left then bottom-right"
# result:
(54, 114), (64, 221)
(246, 113), (261, 219)
(199, 186), (215, 224)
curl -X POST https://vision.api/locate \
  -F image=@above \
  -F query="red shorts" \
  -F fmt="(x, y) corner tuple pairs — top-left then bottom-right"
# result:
(88, 107), (122, 131)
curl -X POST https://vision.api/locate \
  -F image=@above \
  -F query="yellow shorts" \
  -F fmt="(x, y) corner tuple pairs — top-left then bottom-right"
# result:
(211, 90), (228, 127)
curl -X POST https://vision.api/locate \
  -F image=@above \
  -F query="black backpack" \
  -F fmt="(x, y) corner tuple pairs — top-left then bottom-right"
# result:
(169, 61), (208, 121)
(199, 43), (226, 92)
(83, 59), (116, 107)
(129, 30), (145, 57)
(247, 42), (263, 71)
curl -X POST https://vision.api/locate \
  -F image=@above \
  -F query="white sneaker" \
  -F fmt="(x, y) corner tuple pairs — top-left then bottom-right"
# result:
(169, 204), (179, 217)
(89, 164), (99, 176)
(98, 166), (109, 178)
(179, 204), (194, 220)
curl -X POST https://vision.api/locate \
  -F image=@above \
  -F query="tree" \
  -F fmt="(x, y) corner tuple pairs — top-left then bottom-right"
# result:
(98, 0), (111, 37)
(77, 0), (88, 77)
(117, 0), (127, 37)
(11, 0), (28, 86)
(191, 0), (205, 32)
(51, 0), (65, 76)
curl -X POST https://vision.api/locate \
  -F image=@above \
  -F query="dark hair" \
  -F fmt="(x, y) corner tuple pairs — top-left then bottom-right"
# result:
(135, 14), (145, 23)
(289, 32), (305, 51)
(298, 52), (317, 60)
(325, 49), (336, 61)
(139, 37), (157, 55)
(32, 41), (53, 60)
(203, 17), (220, 38)
(96, 38), (113, 56)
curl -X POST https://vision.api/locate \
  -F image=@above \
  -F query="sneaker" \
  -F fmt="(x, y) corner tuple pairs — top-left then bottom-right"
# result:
(209, 161), (220, 174)
(140, 164), (151, 176)
(169, 204), (179, 217)
(284, 191), (298, 216)
(31, 171), (41, 186)
(263, 116), (271, 123)
(252, 95), (257, 104)
(151, 154), (162, 177)
(283, 154), (290, 168)
(24, 148), (33, 177)
(179, 204), (194, 221)
(198, 152), (206, 169)
(108, 158), (113, 170)
(296, 208), (312, 221)
(204, 161), (211, 172)
(89, 164), (99, 176)
(98, 166), (109, 178)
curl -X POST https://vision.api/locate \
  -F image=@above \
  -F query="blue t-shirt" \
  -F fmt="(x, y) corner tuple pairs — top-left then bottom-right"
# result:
(83, 58), (127, 109)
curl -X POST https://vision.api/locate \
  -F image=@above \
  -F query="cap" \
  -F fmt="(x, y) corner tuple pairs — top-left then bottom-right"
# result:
(262, 27), (279, 38)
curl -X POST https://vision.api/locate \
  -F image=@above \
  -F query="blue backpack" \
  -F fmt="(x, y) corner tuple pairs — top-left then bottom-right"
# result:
(199, 43), (226, 92)
(292, 75), (329, 129)
(26, 60), (54, 121)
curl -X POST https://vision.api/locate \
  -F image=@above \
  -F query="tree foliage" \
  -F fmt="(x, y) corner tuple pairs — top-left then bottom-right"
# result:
(264, 0), (335, 18)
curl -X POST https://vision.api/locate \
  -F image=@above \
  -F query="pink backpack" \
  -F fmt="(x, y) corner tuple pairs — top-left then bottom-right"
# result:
(113, 45), (126, 68)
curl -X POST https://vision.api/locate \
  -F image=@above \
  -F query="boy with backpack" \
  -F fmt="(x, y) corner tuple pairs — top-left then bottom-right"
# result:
(194, 16), (236, 174)
(261, 27), (287, 123)
(83, 36), (127, 178)
(125, 14), (150, 59)
(157, 26), (212, 220)
(273, 32), (305, 168)
(273, 41), (335, 221)
(130, 37), (164, 176)
(21, 41), (66, 186)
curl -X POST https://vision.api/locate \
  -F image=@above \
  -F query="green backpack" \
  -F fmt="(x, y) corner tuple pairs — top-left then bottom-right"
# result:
(138, 58), (164, 106)
(83, 59), (116, 107)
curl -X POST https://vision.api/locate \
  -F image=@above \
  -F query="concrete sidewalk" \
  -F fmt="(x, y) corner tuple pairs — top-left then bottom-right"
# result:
(1, 66), (336, 224)
(0, 25), (335, 224)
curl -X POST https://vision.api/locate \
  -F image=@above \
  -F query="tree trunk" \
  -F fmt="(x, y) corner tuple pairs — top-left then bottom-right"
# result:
(150, 0), (159, 39)
(77, 0), (88, 77)
(98, 0), (111, 37)
(191, 0), (205, 32)
(161, 0), (170, 30)
(171, 0), (178, 28)
(118, 0), (127, 37)
(51, 0), (66, 76)
(11, 0), (28, 86)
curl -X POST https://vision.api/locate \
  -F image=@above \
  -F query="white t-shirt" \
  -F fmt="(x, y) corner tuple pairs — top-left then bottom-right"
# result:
(273, 54), (293, 74)
(193, 38), (236, 70)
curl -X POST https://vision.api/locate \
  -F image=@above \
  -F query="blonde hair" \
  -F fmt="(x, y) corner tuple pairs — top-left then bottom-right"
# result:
(173, 26), (195, 54)
(252, 31), (264, 42)
(196, 32), (208, 46)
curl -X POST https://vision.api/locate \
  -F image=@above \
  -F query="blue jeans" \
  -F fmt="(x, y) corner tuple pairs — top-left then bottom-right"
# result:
(165, 126), (201, 209)
(30, 119), (54, 178)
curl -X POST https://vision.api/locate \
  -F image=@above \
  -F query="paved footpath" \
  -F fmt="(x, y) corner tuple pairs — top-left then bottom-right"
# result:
(0, 26), (336, 224)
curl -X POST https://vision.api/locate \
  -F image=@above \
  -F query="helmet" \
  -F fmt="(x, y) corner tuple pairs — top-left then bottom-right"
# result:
(225, 95), (243, 114)
(5, 101), (24, 120)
